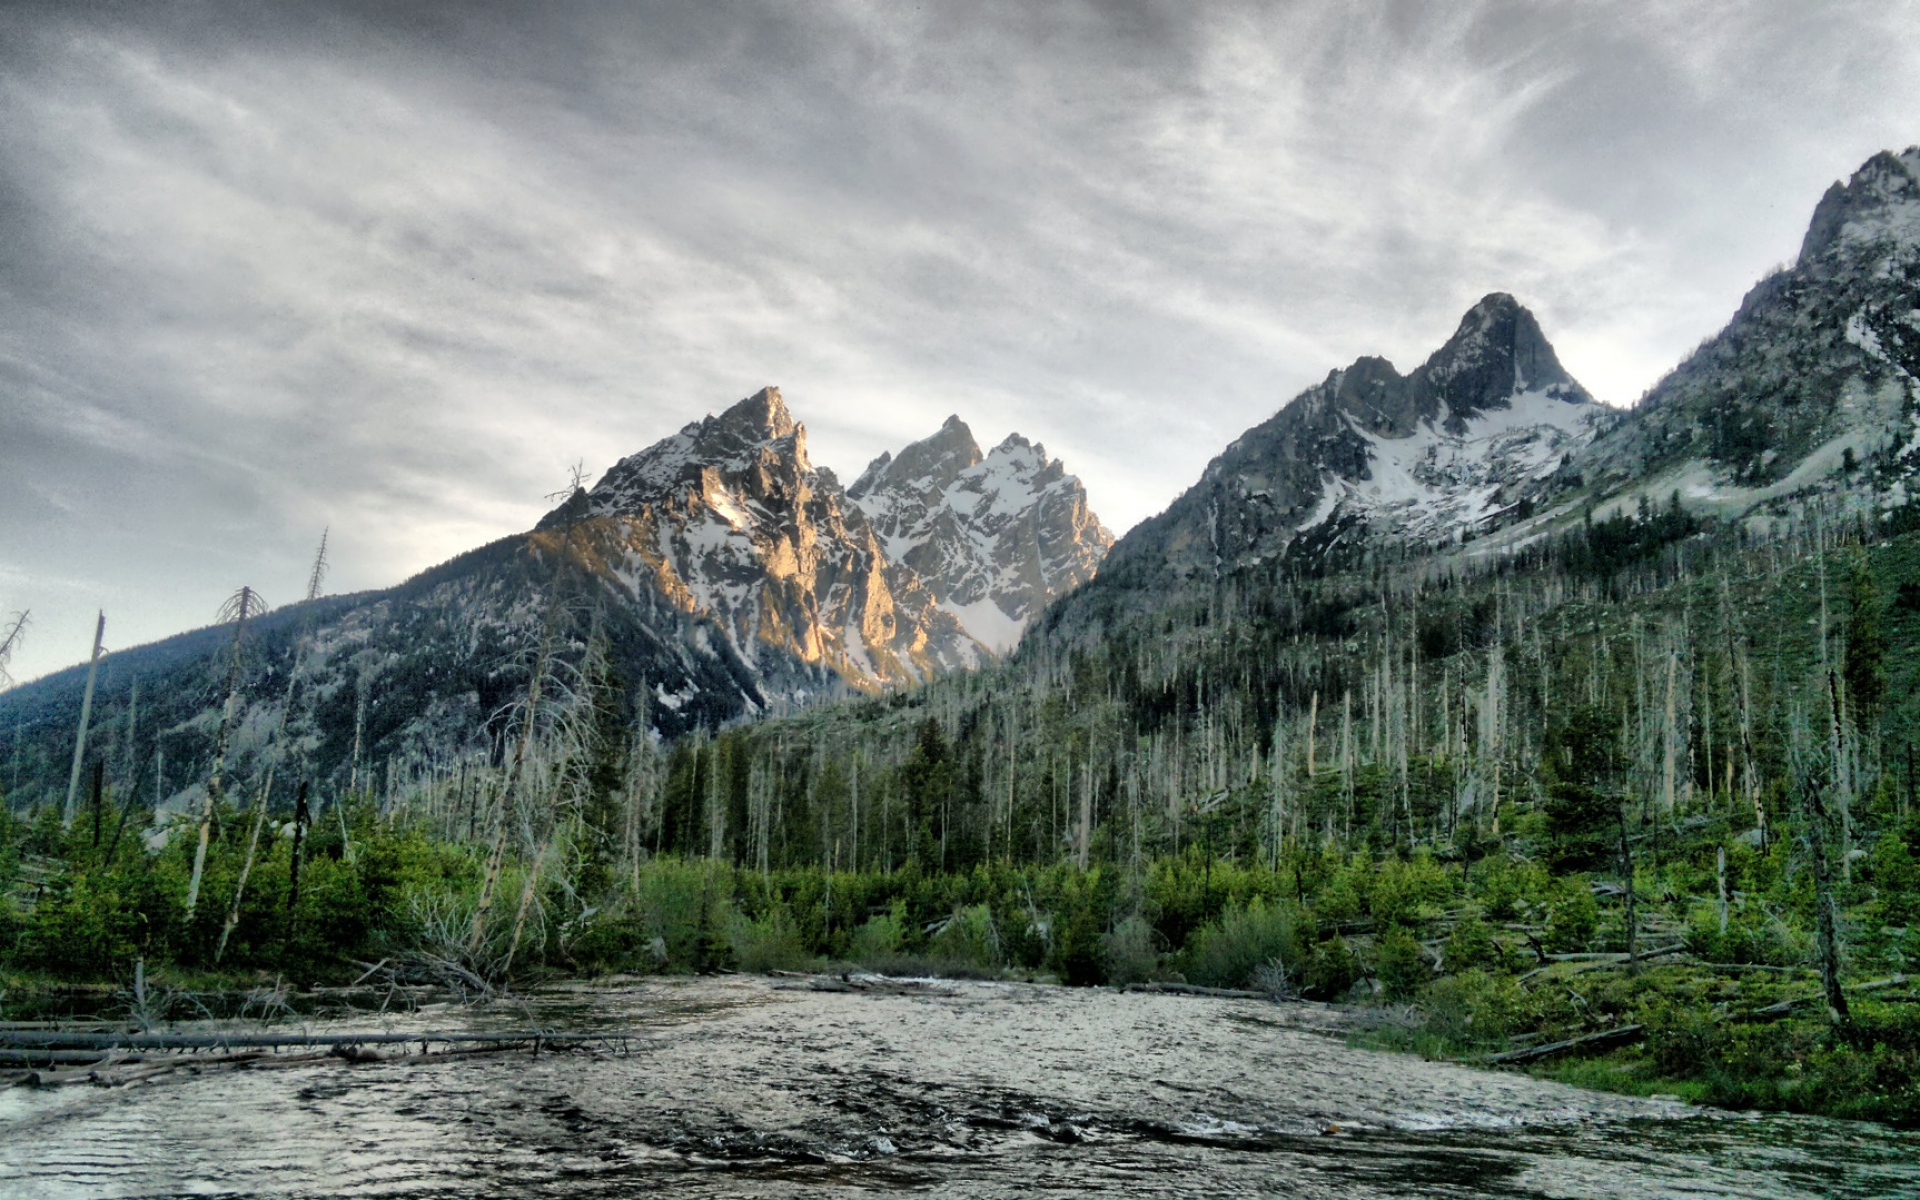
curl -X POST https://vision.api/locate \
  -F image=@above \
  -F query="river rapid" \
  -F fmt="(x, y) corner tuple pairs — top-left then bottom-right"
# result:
(2, 975), (1915, 1198)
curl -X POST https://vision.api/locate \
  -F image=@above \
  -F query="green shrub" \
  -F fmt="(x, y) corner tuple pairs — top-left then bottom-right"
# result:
(1301, 936), (1362, 999)
(731, 904), (813, 973)
(1683, 906), (1806, 966)
(1421, 969), (1523, 1052)
(1101, 913), (1160, 986)
(929, 903), (1001, 969)
(1442, 915), (1504, 974)
(1545, 882), (1598, 952)
(631, 858), (734, 971)
(1374, 925), (1429, 1001)
(1473, 853), (1548, 921)
(851, 902), (906, 963)
(1181, 898), (1294, 989)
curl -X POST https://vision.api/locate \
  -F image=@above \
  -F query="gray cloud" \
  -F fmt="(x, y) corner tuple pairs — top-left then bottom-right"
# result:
(2, 0), (1917, 681)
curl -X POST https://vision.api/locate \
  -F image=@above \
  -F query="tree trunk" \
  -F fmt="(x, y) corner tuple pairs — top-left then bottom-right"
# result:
(61, 612), (106, 828)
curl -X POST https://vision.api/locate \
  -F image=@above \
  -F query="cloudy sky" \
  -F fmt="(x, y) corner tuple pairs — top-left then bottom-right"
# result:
(2, 0), (1917, 684)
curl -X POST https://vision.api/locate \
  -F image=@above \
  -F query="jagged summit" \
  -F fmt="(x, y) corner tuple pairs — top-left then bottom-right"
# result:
(574, 385), (808, 520)
(1799, 147), (1920, 267)
(1414, 293), (1593, 430)
(541, 387), (983, 692)
(1573, 146), (1920, 510)
(851, 417), (1113, 652)
(849, 414), (982, 502)
(1092, 293), (1602, 593)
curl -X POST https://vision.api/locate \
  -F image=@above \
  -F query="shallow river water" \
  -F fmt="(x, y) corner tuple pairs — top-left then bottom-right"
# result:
(3, 976), (1916, 1198)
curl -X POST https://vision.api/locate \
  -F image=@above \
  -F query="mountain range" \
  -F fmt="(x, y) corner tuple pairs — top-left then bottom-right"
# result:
(1, 145), (1917, 811)
(0, 388), (1112, 807)
(1061, 147), (1920, 638)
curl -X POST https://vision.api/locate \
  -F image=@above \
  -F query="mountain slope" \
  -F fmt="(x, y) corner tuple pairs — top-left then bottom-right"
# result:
(849, 416), (1113, 651)
(1571, 148), (1920, 517)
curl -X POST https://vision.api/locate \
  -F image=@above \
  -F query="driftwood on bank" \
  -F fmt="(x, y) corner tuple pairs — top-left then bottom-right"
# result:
(2, 1027), (642, 1086)
(1122, 982), (1271, 1000)
(1492, 975), (1914, 1064)
(783, 974), (958, 997)
(1487, 1024), (1647, 1064)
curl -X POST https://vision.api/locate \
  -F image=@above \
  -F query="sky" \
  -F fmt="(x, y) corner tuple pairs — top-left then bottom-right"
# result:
(2, 0), (1918, 685)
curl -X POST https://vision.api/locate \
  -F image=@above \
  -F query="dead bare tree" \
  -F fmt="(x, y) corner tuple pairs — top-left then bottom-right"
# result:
(218, 535), (329, 961)
(0, 609), (27, 690)
(185, 586), (269, 920)
(61, 612), (105, 827)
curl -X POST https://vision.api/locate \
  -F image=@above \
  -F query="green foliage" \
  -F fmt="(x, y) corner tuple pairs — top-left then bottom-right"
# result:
(850, 902), (906, 963)
(1179, 897), (1294, 989)
(1299, 936), (1363, 999)
(1374, 925), (1429, 1000)
(730, 904), (813, 973)
(1419, 970), (1525, 1053)
(1471, 853), (1548, 922)
(1845, 548), (1887, 730)
(1442, 915), (1505, 974)
(1100, 913), (1160, 986)
(929, 903), (1002, 969)
(1545, 881), (1599, 952)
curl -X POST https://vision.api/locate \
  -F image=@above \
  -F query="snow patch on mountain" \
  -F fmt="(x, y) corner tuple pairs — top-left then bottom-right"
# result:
(1308, 386), (1603, 541)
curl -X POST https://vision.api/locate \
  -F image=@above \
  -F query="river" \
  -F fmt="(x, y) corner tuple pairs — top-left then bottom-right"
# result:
(2, 975), (1915, 1198)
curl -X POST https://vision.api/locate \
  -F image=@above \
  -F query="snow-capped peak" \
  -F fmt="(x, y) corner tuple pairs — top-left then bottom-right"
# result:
(852, 420), (1112, 652)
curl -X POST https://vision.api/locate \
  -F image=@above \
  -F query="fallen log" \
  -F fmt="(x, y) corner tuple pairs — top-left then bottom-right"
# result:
(797, 975), (956, 996)
(0, 1049), (144, 1065)
(1517, 944), (1691, 985)
(1123, 983), (1269, 1000)
(1487, 1024), (1645, 1065)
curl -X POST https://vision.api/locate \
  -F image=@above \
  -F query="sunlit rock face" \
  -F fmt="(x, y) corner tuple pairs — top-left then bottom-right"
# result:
(548, 386), (984, 690)
(850, 416), (1113, 653)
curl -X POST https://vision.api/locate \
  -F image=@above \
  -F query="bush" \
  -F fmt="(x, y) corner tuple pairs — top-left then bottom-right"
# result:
(631, 859), (734, 971)
(1545, 882), (1598, 952)
(1421, 969), (1524, 1052)
(929, 904), (1001, 970)
(1472, 853), (1548, 921)
(731, 904), (813, 973)
(1374, 925), (1429, 1001)
(851, 903), (906, 963)
(1683, 906), (1806, 966)
(1181, 898), (1294, 989)
(1300, 936), (1363, 999)
(1442, 916), (1504, 974)
(1101, 913), (1160, 986)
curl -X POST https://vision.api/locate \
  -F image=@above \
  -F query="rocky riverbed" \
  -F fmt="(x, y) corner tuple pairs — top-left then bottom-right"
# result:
(3, 975), (1916, 1198)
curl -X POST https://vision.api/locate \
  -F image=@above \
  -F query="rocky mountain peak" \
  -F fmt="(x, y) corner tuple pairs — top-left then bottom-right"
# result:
(1093, 294), (1603, 594)
(849, 414), (982, 502)
(1414, 293), (1591, 431)
(721, 385), (799, 441)
(1799, 147), (1920, 267)
(851, 419), (1112, 652)
(566, 386), (812, 523)
(1575, 146), (1920, 504)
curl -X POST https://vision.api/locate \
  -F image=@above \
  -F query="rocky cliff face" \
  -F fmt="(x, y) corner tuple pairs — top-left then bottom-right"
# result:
(1571, 148), (1920, 515)
(1094, 292), (1604, 593)
(849, 416), (1113, 651)
(544, 387), (984, 689)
